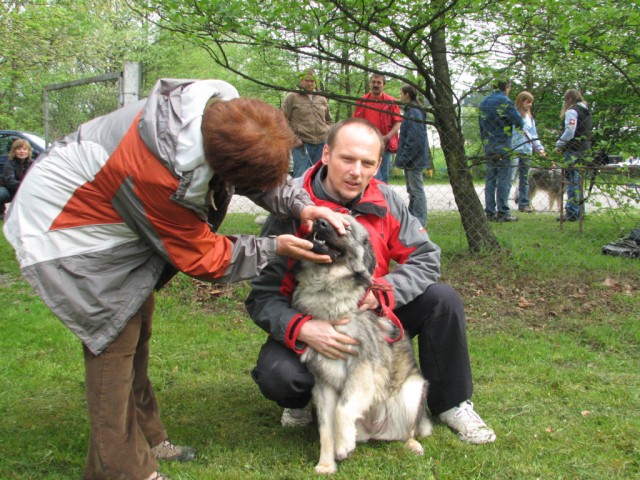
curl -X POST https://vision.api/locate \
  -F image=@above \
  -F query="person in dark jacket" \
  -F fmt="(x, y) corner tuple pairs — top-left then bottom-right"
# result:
(555, 89), (592, 221)
(0, 138), (33, 220)
(396, 84), (430, 226)
(479, 78), (525, 222)
(246, 118), (497, 445)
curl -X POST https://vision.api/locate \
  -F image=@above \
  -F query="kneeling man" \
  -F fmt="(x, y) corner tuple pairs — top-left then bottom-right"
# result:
(246, 118), (496, 445)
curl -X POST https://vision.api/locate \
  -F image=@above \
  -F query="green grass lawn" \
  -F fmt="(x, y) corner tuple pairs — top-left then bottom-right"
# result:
(1, 213), (638, 479)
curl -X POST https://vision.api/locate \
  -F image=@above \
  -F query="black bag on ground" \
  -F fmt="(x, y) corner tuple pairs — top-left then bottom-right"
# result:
(601, 228), (640, 258)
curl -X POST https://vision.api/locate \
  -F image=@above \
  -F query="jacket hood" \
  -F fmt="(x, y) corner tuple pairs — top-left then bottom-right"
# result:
(138, 79), (240, 217)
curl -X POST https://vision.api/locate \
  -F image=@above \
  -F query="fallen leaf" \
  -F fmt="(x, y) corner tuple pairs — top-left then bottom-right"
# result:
(517, 297), (534, 309)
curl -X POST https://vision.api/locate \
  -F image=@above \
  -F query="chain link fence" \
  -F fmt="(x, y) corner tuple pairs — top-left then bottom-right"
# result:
(230, 104), (640, 275)
(44, 87), (640, 275)
(44, 78), (121, 144)
(230, 161), (639, 261)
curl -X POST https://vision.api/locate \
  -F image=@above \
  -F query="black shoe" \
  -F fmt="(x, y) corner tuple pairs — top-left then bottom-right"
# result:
(556, 216), (579, 222)
(496, 214), (519, 222)
(486, 212), (498, 221)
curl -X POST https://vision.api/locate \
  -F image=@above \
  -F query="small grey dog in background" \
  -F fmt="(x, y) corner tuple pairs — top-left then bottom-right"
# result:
(527, 168), (564, 211)
(292, 214), (431, 475)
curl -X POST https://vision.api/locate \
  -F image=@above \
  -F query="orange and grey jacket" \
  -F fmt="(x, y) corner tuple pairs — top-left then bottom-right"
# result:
(3, 79), (312, 355)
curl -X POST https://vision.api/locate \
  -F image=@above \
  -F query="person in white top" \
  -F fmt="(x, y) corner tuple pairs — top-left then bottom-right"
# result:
(511, 91), (547, 212)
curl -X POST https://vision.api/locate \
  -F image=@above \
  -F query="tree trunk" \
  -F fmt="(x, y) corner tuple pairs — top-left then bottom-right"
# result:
(429, 28), (500, 252)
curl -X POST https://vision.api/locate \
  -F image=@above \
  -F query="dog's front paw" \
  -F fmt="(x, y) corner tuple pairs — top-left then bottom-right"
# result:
(335, 441), (355, 461)
(417, 415), (433, 438)
(406, 438), (424, 455)
(315, 461), (337, 475)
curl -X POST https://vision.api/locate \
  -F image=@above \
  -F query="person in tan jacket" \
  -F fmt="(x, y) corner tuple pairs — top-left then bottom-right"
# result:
(282, 69), (333, 177)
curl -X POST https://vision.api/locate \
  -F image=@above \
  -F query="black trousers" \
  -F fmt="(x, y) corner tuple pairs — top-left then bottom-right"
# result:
(251, 283), (473, 417)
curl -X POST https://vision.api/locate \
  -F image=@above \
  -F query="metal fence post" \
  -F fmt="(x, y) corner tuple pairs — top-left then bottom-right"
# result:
(121, 62), (141, 106)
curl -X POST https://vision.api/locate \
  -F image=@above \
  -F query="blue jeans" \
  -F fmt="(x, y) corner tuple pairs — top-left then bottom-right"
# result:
(403, 167), (427, 226)
(564, 152), (582, 219)
(374, 151), (393, 183)
(484, 154), (513, 215)
(291, 142), (325, 178)
(0, 186), (11, 215)
(513, 155), (532, 208)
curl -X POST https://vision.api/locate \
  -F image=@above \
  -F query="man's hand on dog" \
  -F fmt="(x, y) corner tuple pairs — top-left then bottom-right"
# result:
(299, 319), (360, 360)
(358, 291), (380, 311)
(300, 206), (349, 235)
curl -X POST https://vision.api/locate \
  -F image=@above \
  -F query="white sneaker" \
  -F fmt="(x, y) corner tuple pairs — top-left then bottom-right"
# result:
(281, 405), (313, 427)
(438, 400), (496, 444)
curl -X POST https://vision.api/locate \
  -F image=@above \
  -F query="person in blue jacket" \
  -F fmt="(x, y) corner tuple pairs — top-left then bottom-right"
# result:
(396, 84), (430, 226)
(479, 78), (524, 222)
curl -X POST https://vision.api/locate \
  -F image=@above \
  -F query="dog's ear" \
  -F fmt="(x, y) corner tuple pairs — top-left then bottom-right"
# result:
(291, 259), (304, 277)
(362, 237), (377, 276)
(351, 217), (376, 276)
(346, 236), (376, 288)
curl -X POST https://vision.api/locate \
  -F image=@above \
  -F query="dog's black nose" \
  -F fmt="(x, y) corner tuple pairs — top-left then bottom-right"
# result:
(314, 218), (332, 231)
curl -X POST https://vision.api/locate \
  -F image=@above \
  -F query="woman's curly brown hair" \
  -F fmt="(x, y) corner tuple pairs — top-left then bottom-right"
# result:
(202, 98), (294, 190)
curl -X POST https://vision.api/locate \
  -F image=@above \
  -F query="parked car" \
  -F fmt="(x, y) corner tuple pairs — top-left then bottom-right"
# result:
(0, 130), (46, 175)
(608, 155), (639, 168)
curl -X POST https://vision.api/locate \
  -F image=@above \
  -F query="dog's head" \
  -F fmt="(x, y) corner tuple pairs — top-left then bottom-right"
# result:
(306, 213), (376, 276)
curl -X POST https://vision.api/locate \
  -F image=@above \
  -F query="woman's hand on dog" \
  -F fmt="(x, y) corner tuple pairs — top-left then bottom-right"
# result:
(276, 234), (333, 263)
(299, 319), (360, 360)
(300, 206), (349, 235)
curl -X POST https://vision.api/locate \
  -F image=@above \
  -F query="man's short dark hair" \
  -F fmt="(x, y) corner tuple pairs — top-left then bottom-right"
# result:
(370, 73), (386, 85)
(326, 118), (384, 159)
(495, 79), (511, 92)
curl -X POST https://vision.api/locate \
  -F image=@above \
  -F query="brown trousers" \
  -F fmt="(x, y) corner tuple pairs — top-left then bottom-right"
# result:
(83, 294), (167, 480)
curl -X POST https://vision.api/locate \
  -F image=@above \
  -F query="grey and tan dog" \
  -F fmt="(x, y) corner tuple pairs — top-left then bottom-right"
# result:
(293, 214), (431, 475)
(528, 168), (564, 211)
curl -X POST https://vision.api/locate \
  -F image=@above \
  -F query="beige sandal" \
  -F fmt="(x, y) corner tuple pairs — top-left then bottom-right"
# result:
(146, 472), (171, 480)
